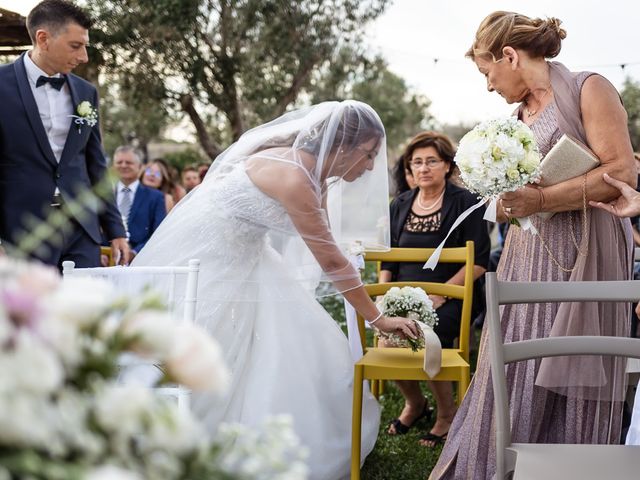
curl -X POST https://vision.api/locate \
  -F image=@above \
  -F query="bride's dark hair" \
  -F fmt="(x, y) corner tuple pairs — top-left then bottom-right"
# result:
(250, 102), (384, 157)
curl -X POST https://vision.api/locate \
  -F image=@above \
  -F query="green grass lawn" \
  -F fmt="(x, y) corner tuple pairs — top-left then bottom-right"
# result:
(359, 326), (480, 479)
(360, 385), (443, 480)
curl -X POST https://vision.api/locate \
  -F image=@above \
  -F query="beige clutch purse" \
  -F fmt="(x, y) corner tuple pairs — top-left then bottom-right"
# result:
(537, 134), (600, 219)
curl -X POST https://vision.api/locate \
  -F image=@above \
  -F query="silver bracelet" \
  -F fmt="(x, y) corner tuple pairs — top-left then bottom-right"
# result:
(368, 311), (383, 325)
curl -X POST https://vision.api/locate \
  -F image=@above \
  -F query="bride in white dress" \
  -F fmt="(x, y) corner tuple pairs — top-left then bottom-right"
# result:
(132, 101), (418, 479)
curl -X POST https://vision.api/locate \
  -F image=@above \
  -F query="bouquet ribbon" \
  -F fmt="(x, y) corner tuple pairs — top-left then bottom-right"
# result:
(410, 314), (442, 377)
(423, 197), (537, 270)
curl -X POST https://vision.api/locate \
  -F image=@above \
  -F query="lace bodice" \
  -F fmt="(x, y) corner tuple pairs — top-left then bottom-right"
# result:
(206, 166), (296, 234)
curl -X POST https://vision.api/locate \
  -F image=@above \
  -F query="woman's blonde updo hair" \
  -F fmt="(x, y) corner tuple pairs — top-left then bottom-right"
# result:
(466, 11), (566, 62)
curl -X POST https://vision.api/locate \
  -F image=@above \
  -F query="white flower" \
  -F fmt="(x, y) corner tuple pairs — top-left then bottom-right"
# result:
(38, 318), (84, 367)
(49, 277), (115, 328)
(143, 407), (204, 456)
(347, 241), (365, 256)
(84, 466), (143, 480)
(120, 310), (176, 358)
(456, 117), (541, 198)
(0, 394), (58, 451)
(216, 415), (309, 479)
(0, 331), (64, 395)
(77, 101), (94, 117)
(70, 101), (98, 131)
(93, 385), (154, 438)
(378, 286), (438, 350)
(165, 324), (230, 392)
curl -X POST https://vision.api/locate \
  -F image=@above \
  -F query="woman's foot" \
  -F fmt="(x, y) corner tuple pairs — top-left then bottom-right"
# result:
(387, 397), (432, 435)
(418, 412), (455, 447)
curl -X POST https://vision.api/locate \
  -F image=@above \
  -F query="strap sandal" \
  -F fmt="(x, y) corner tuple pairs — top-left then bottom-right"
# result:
(387, 397), (432, 435)
(418, 430), (449, 447)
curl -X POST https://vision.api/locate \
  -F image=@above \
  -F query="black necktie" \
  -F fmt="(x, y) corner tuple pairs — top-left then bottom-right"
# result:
(36, 75), (66, 91)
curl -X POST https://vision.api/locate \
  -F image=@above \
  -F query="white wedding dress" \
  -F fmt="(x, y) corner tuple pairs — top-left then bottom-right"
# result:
(133, 165), (380, 479)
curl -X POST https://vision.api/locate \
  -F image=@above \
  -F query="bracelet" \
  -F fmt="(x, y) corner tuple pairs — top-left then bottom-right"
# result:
(368, 311), (383, 325)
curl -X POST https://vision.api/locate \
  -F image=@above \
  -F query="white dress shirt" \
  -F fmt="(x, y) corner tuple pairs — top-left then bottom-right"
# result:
(116, 180), (139, 240)
(116, 180), (140, 206)
(23, 52), (73, 164)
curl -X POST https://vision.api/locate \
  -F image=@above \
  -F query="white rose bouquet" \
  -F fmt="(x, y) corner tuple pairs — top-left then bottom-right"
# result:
(376, 286), (438, 351)
(376, 286), (442, 377)
(0, 257), (308, 480)
(455, 116), (541, 227)
(424, 117), (542, 270)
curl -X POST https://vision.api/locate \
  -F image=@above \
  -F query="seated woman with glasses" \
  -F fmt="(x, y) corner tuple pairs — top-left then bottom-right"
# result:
(379, 131), (490, 447)
(141, 159), (179, 212)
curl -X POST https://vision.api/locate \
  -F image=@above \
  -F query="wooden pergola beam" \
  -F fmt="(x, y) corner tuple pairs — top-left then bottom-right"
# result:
(0, 8), (30, 52)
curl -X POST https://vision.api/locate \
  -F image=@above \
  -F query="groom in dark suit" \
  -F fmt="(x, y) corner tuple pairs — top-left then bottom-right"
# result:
(0, 0), (129, 267)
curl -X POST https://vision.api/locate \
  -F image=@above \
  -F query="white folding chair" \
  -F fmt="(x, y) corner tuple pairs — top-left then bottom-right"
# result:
(485, 272), (640, 480)
(62, 259), (200, 412)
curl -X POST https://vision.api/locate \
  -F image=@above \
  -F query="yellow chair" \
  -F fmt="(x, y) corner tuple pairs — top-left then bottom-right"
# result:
(351, 242), (475, 480)
(100, 246), (115, 266)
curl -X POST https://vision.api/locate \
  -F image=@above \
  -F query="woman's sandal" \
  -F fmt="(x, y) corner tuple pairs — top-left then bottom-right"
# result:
(387, 398), (433, 435)
(418, 431), (448, 447)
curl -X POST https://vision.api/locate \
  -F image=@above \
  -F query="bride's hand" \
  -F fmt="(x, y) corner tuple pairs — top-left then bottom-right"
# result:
(375, 316), (418, 339)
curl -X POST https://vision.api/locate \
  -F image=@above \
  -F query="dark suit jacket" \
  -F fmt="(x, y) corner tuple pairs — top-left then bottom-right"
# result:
(125, 184), (166, 254)
(0, 53), (125, 249)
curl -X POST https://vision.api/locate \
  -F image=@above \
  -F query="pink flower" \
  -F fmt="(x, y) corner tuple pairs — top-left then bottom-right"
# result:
(1, 289), (41, 329)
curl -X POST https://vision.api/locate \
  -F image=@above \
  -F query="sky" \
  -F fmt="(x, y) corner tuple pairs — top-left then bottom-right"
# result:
(366, 0), (640, 125)
(4, 0), (639, 126)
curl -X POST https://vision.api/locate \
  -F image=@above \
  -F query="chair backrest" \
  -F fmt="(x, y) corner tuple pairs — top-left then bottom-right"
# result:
(359, 241), (475, 357)
(485, 272), (640, 479)
(61, 259), (200, 323)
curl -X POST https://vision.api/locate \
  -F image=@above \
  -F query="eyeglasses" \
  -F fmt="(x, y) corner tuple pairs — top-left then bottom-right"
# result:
(144, 168), (162, 179)
(409, 159), (444, 169)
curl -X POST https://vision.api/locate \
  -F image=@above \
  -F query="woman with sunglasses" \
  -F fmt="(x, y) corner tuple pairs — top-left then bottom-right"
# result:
(141, 159), (180, 212)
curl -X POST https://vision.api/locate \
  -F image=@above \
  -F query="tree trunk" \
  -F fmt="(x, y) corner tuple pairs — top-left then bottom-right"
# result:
(180, 94), (222, 160)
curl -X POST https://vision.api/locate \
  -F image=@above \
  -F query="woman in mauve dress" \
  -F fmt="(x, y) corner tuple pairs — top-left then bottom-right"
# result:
(430, 11), (635, 480)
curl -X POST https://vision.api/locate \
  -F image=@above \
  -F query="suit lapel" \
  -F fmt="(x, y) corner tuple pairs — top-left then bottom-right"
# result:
(129, 185), (144, 221)
(14, 54), (58, 168)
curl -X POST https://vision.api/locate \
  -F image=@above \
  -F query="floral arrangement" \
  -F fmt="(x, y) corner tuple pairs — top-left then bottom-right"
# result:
(376, 286), (438, 352)
(455, 117), (541, 199)
(0, 257), (308, 480)
(424, 117), (542, 270)
(70, 101), (98, 133)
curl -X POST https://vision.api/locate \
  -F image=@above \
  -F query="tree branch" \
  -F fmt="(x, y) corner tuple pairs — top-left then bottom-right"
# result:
(274, 55), (320, 117)
(180, 94), (222, 160)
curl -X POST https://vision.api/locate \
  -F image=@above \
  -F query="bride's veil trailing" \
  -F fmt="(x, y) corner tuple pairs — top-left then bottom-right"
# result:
(134, 100), (390, 295)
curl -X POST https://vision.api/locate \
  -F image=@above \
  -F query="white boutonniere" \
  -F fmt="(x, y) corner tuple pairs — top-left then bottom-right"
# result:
(70, 101), (98, 133)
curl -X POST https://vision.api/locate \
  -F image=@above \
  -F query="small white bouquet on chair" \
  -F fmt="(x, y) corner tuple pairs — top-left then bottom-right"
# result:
(425, 117), (541, 269)
(376, 286), (442, 377)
